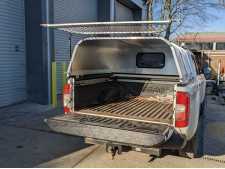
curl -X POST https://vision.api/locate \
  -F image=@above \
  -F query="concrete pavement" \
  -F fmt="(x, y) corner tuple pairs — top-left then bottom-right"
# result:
(0, 95), (225, 167)
(37, 144), (225, 168)
(0, 102), (88, 167)
(39, 96), (225, 168)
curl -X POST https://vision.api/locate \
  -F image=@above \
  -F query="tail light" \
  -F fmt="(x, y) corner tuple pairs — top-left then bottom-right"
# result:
(175, 91), (190, 128)
(63, 83), (72, 114)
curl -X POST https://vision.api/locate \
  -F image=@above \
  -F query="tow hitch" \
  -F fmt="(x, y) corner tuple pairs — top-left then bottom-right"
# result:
(105, 143), (162, 161)
(106, 144), (123, 159)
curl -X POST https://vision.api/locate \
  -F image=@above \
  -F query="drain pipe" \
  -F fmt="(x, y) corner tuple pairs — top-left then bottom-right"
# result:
(46, 0), (53, 105)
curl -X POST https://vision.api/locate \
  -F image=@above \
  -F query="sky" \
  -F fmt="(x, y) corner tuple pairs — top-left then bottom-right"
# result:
(187, 7), (225, 32)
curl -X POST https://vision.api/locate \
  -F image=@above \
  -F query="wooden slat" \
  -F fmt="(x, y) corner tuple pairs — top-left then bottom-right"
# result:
(116, 100), (147, 115)
(142, 102), (162, 118)
(147, 103), (170, 119)
(154, 104), (172, 119)
(133, 101), (157, 117)
(128, 101), (156, 116)
(78, 97), (173, 125)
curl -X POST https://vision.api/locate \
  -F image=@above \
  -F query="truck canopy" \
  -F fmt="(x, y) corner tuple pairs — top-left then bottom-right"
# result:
(42, 21), (196, 84)
(69, 37), (195, 84)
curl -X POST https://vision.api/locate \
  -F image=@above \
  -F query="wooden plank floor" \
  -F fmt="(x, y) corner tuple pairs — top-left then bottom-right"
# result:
(76, 97), (173, 125)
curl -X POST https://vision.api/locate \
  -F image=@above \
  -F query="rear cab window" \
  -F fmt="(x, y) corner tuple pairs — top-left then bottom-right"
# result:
(136, 53), (165, 68)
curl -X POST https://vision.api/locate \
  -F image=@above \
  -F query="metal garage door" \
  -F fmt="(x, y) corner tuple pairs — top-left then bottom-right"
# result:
(0, 0), (26, 107)
(53, 0), (98, 94)
(115, 0), (134, 21)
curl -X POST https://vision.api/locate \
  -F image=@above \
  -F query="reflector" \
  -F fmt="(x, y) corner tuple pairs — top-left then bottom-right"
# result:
(63, 84), (72, 114)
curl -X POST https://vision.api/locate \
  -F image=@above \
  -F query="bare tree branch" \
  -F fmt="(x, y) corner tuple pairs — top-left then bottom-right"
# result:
(143, 0), (225, 39)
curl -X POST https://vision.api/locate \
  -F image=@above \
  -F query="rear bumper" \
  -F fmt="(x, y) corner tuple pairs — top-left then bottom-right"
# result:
(46, 114), (178, 147)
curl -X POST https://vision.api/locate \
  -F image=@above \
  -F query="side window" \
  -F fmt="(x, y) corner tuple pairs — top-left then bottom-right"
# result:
(173, 47), (187, 78)
(136, 53), (165, 68)
(184, 51), (198, 78)
(192, 56), (201, 75)
(177, 49), (191, 78)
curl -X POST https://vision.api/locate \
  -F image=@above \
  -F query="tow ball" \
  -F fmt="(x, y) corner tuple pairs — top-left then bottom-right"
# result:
(106, 144), (162, 162)
(106, 144), (123, 159)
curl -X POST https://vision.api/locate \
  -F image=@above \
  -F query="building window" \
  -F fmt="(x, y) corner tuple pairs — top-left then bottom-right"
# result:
(185, 43), (202, 50)
(185, 42), (213, 50)
(216, 42), (225, 50)
(201, 43), (213, 50)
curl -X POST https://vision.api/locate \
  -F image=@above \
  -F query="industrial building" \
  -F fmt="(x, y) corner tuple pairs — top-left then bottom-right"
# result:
(0, 0), (146, 107)
(176, 32), (225, 79)
(176, 32), (225, 50)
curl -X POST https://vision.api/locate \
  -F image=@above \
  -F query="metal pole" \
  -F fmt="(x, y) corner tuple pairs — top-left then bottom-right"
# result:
(110, 0), (115, 21)
(51, 62), (57, 107)
(217, 60), (221, 86)
(62, 62), (67, 89)
(46, 0), (51, 105)
(69, 33), (72, 58)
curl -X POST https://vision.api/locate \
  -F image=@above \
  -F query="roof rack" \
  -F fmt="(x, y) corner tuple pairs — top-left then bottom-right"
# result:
(41, 20), (170, 35)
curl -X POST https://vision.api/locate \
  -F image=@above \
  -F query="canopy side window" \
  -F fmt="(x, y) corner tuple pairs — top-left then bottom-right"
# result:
(177, 48), (191, 79)
(182, 49), (196, 79)
(173, 47), (189, 81)
(188, 52), (199, 76)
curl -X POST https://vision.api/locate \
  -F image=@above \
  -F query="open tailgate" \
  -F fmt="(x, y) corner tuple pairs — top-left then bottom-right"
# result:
(46, 114), (174, 147)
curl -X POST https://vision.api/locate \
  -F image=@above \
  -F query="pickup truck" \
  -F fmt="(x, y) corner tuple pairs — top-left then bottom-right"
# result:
(45, 22), (206, 158)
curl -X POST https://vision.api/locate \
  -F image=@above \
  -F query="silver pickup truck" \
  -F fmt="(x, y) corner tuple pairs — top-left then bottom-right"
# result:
(44, 22), (206, 159)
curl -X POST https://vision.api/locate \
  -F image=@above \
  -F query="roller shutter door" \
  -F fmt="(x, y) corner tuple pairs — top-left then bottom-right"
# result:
(115, 0), (134, 21)
(0, 0), (26, 107)
(53, 0), (98, 94)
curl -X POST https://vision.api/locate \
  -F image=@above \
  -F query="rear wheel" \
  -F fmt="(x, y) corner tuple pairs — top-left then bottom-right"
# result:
(180, 99), (206, 158)
(190, 112), (204, 158)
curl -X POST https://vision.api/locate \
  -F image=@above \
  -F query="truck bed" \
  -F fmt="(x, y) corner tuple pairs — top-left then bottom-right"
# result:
(47, 84), (175, 147)
(75, 97), (173, 125)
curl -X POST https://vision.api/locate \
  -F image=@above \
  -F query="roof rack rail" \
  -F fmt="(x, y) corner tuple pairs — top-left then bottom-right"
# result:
(41, 20), (170, 35)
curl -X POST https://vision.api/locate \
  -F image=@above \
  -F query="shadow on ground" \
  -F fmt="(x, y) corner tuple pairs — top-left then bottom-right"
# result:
(0, 101), (89, 168)
(203, 95), (225, 158)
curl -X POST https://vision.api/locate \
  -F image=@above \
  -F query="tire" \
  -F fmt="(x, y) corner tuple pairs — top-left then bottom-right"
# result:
(180, 99), (205, 158)
(191, 112), (204, 158)
(200, 97), (207, 116)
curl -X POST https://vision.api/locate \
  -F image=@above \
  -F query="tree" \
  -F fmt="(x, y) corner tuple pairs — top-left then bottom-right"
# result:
(144, 0), (225, 40)
(146, 0), (154, 21)
(219, 0), (225, 6)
